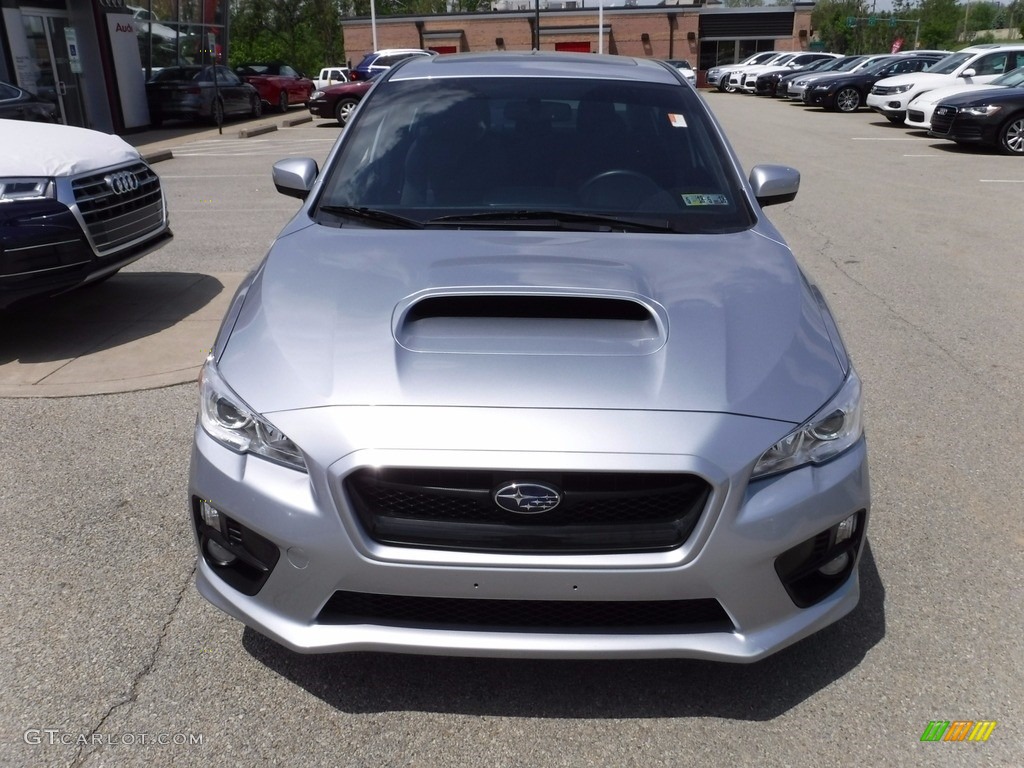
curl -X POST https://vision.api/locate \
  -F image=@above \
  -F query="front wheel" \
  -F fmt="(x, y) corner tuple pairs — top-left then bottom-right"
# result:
(335, 97), (358, 126)
(251, 94), (263, 119)
(278, 90), (289, 113)
(998, 114), (1024, 155)
(835, 87), (861, 113)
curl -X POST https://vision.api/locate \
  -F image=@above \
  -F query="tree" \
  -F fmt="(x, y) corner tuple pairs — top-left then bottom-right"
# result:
(917, 0), (960, 48)
(811, 0), (870, 53)
(229, 0), (345, 75)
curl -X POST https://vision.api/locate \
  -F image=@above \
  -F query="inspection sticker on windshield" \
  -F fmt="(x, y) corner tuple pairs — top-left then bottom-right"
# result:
(681, 193), (729, 206)
(667, 113), (688, 128)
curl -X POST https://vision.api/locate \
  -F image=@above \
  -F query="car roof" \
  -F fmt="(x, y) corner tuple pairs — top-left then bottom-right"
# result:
(388, 51), (679, 85)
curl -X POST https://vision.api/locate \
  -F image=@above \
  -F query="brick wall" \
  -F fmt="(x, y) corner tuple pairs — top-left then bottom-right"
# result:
(342, 6), (813, 68)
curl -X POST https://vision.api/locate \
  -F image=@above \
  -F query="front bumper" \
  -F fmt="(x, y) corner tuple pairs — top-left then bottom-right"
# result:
(0, 197), (171, 309)
(866, 93), (908, 118)
(189, 407), (870, 662)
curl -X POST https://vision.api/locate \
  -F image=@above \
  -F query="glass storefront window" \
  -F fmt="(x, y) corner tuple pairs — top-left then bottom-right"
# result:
(134, 0), (227, 76)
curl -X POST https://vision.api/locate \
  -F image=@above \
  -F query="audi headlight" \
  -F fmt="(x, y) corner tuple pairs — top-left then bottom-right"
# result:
(0, 178), (54, 203)
(961, 104), (1003, 117)
(752, 369), (864, 479)
(199, 358), (307, 472)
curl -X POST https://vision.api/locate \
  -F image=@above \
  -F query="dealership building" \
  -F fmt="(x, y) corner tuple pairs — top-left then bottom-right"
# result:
(1, 0), (811, 135)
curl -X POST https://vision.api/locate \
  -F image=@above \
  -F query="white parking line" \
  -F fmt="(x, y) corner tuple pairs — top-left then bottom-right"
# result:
(851, 137), (921, 141)
(980, 179), (1024, 183)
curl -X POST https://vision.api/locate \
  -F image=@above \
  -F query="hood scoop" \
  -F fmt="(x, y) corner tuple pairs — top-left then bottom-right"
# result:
(394, 291), (668, 356)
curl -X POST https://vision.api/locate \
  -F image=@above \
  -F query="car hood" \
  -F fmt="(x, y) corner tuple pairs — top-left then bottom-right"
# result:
(0, 118), (140, 176)
(909, 82), (995, 106)
(219, 226), (846, 423)
(875, 72), (950, 88)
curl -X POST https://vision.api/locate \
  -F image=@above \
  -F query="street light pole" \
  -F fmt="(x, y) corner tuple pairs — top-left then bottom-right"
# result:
(534, 0), (540, 50)
(371, 0), (379, 52)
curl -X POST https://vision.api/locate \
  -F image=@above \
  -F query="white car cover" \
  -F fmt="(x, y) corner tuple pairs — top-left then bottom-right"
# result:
(0, 118), (141, 177)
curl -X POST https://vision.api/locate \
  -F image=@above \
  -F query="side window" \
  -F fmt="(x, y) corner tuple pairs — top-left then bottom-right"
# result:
(281, 66), (298, 78)
(0, 82), (18, 100)
(972, 54), (1007, 76)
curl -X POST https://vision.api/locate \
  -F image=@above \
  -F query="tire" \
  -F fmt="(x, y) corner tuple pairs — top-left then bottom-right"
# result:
(835, 87), (860, 113)
(278, 90), (289, 113)
(251, 94), (263, 119)
(998, 114), (1024, 155)
(335, 97), (358, 126)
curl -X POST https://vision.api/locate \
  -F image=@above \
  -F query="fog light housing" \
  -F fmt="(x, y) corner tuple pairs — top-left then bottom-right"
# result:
(191, 496), (281, 596)
(775, 510), (866, 608)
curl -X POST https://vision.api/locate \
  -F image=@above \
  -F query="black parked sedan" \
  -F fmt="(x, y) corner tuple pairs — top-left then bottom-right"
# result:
(754, 58), (838, 97)
(804, 53), (944, 112)
(929, 86), (1024, 155)
(0, 80), (58, 122)
(146, 65), (263, 126)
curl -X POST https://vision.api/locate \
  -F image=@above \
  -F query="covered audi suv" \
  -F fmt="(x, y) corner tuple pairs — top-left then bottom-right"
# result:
(189, 52), (870, 662)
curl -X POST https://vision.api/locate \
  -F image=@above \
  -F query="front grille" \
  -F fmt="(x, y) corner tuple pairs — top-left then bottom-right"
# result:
(317, 590), (734, 633)
(71, 162), (165, 255)
(930, 107), (955, 134)
(344, 468), (711, 554)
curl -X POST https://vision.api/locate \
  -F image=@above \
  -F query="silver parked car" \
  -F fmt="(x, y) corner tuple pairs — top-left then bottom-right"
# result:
(189, 52), (870, 662)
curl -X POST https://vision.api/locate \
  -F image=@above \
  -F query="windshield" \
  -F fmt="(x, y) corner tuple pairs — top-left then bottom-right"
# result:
(315, 77), (754, 235)
(863, 57), (899, 75)
(834, 56), (867, 72)
(928, 52), (972, 75)
(992, 65), (1024, 86)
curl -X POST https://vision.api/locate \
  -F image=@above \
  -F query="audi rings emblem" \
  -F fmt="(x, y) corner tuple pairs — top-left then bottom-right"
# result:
(105, 171), (140, 195)
(493, 482), (562, 515)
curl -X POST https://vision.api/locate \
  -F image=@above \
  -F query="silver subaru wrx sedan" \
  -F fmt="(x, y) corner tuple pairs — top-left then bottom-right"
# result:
(189, 52), (870, 662)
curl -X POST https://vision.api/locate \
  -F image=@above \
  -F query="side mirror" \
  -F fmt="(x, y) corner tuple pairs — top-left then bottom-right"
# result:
(272, 157), (318, 200)
(749, 164), (800, 207)
(960, 67), (977, 78)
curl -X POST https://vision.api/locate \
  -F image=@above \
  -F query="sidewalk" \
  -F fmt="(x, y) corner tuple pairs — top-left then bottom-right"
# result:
(0, 112), (312, 399)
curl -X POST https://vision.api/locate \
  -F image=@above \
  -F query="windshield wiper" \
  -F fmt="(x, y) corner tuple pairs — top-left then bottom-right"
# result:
(317, 205), (424, 229)
(426, 210), (677, 233)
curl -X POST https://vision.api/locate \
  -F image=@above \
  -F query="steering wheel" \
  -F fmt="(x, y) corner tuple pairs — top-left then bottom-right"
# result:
(579, 169), (664, 209)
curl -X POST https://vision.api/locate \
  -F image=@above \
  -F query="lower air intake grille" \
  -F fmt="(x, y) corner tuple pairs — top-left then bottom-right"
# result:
(317, 591), (734, 633)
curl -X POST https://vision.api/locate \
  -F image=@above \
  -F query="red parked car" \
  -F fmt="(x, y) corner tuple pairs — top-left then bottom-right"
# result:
(234, 62), (314, 113)
(307, 78), (375, 125)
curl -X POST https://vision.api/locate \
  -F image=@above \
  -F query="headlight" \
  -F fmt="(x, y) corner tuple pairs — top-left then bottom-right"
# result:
(891, 83), (915, 94)
(311, 90), (325, 99)
(0, 178), (54, 203)
(199, 358), (307, 472)
(751, 369), (864, 479)
(961, 104), (1003, 117)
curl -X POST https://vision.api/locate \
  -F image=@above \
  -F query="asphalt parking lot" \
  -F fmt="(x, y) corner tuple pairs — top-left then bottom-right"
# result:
(1, 97), (1021, 767)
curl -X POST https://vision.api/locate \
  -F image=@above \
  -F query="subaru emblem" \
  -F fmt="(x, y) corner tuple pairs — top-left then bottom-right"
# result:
(493, 482), (561, 514)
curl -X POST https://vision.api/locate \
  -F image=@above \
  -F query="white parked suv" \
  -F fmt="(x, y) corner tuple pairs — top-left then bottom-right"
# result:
(736, 52), (842, 93)
(867, 44), (1024, 124)
(719, 52), (794, 92)
(706, 51), (778, 91)
(905, 64), (1024, 129)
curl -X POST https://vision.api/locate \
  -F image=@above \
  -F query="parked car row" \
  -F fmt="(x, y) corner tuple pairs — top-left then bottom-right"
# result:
(714, 44), (1024, 155)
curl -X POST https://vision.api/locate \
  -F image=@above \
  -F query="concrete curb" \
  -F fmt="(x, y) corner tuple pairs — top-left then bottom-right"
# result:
(143, 148), (174, 164)
(238, 123), (278, 138)
(282, 114), (313, 127)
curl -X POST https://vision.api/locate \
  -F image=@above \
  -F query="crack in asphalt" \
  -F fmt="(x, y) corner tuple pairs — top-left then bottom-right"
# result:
(70, 563), (196, 768)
